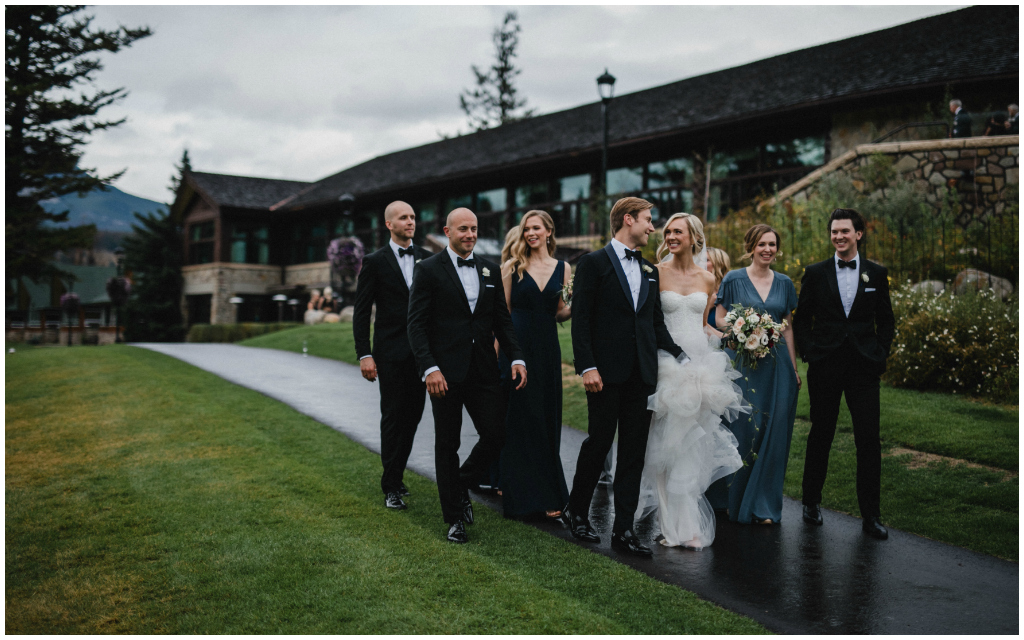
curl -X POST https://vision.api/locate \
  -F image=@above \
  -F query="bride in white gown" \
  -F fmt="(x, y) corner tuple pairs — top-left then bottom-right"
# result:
(637, 213), (748, 549)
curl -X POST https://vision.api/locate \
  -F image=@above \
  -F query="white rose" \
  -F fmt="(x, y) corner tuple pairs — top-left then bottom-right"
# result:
(735, 332), (746, 343)
(748, 313), (761, 324)
(745, 334), (761, 350)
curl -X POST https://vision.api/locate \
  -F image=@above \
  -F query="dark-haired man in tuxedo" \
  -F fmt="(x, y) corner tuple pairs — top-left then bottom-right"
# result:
(794, 208), (895, 540)
(407, 208), (526, 544)
(353, 201), (432, 511)
(564, 196), (686, 557)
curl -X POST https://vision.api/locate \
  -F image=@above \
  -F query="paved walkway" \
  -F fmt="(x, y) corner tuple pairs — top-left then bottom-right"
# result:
(135, 343), (1018, 635)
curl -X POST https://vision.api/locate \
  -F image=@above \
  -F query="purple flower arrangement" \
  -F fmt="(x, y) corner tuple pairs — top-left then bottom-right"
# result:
(328, 236), (366, 279)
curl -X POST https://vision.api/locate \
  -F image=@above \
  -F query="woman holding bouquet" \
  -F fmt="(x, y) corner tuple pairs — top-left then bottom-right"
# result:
(708, 224), (800, 525)
(498, 210), (572, 519)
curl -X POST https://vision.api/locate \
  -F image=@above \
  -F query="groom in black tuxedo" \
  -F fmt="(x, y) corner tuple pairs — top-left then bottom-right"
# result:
(407, 208), (526, 544)
(794, 208), (895, 540)
(353, 201), (432, 511)
(564, 197), (685, 557)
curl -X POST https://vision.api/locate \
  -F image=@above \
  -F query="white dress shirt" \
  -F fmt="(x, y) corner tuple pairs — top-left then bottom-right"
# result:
(610, 237), (641, 309)
(423, 246), (524, 379)
(834, 251), (860, 317)
(390, 238), (415, 288)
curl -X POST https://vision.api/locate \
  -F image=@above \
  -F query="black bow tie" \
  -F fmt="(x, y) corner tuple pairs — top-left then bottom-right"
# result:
(624, 249), (643, 262)
(838, 259), (857, 269)
(398, 247), (415, 258)
(457, 257), (476, 269)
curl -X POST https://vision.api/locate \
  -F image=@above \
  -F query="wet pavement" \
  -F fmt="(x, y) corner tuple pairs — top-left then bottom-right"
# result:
(135, 343), (1018, 635)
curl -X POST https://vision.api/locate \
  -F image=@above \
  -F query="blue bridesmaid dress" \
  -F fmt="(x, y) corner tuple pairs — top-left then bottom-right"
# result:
(706, 268), (799, 524)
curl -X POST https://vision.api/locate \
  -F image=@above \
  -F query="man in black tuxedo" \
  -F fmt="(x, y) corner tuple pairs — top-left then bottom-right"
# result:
(353, 201), (432, 511)
(949, 99), (972, 138)
(564, 197), (685, 557)
(794, 208), (895, 540)
(407, 208), (526, 544)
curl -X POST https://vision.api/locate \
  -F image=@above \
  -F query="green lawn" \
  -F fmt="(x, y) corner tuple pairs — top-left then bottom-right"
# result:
(242, 321), (1018, 560)
(5, 345), (765, 634)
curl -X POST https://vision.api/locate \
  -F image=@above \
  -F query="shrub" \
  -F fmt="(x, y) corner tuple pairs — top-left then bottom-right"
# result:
(186, 322), (299, 343)
(885, 285), (1018, 403)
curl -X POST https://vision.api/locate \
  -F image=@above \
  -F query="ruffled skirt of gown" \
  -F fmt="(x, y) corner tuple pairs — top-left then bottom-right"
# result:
(637, 333), (748, 549)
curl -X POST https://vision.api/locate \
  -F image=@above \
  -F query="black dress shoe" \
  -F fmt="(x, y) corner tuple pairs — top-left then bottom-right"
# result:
(862, 517), (888, 540)
(561, 505), (600, 543)
(385, 492), (407, 510)
(803, 503), (823, 526)
(611, 529), (653, 558)
(399, 483), (410, 497)
(462, 496), (474, 525)
(447, 521), (468, 544)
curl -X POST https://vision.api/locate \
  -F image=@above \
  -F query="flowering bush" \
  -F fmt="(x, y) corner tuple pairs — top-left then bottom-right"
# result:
(720, 303), (788, 370)
(328, 236), (365, 279)
(886, 284), (1018, 404)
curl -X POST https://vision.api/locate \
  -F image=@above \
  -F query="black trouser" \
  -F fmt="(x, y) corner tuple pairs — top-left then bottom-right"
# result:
(429, 351), (507, 524)
(801, 343), (882, 519)
(377, 355), (427, 495)
(568, 362), (654, 534)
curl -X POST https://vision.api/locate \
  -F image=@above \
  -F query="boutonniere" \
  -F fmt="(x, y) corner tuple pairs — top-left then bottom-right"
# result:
(481, 267), (491, 277)
(642, 264), (653, 274)
(861, 272), (869, 283)
(416, 259), (422, 264)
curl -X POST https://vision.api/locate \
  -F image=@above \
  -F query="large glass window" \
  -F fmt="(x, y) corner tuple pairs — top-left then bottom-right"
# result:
(648, 158), (693, 188)
(559, 174), (591, 202)
(476, 188), (507, 213)
(291, 221), (328, 264)
(444, 194), (472, 213)
(188, 221), (215, 264)
(229, 225), (269, 264)
(606, 167), (643, 195)
(515, 182), (549, 208)
(763, 136), (826, 169)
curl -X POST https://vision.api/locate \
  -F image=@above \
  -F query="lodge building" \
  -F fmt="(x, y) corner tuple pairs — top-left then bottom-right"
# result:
(171, 6), (1018, 325)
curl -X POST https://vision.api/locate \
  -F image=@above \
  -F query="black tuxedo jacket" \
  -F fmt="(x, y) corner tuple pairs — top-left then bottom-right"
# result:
(793, 257), (895, 374)
(352, 243), (432, 363)
(571, 244), (683, 386)
(406, 250), (524, 384)
(952, 109), (973, 138)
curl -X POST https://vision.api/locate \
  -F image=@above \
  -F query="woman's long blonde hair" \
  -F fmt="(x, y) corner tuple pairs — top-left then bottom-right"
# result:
(656, 212), (705, 263)
(706, 247), (731, 289)
(507, 210), (557, 279)
(501, 225), (520, 264)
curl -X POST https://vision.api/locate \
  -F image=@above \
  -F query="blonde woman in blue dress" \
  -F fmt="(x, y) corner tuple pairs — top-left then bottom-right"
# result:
(637, 213), (747, 549)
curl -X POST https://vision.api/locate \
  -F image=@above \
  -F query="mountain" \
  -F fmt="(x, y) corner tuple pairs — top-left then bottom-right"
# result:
(41, 185), (167, 232)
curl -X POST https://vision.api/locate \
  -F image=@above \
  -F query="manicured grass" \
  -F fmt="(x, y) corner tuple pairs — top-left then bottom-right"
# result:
(241, 322), (361, 365)
(5, 346), (766, 634)
(240, 322), (1019, 560)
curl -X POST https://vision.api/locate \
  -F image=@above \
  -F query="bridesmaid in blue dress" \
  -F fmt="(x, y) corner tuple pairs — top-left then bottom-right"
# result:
(704, 247), (732, 330)
(708, 225), (801, 524)
(499, 210), (572, 519)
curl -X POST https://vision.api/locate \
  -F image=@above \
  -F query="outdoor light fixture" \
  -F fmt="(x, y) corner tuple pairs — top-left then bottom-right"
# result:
(273, 294), (288, 323)
(288, 298), (299, 322)
(229, 296), (243, 305)
(597, 68), (616, 102)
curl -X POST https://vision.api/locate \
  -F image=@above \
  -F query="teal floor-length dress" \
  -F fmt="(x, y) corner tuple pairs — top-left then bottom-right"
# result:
(706, 268), (799, 524)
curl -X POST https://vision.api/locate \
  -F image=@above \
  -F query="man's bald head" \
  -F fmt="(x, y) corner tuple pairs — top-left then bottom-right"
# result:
(444, 208), (478, 257)
(384, 200), (416, 245)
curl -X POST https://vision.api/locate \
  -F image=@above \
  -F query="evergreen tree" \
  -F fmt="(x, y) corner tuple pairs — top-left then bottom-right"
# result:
(459, 11), (534, 131)
(122, 150), (188, 342)
(6, 6), (151, 286)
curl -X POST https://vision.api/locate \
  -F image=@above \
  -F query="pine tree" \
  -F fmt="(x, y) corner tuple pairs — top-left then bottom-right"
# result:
(459, 11), (534, 131)
(5, 6), (151, 286)
(122, 150), (189, 342)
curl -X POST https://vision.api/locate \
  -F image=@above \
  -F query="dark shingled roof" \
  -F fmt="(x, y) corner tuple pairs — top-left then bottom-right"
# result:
(286, 5), (1017, 209)
(188, 171), (310, 210)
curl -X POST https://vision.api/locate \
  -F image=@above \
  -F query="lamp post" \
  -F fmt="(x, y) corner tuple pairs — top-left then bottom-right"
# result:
(288, 298), (299, 322)
(229, 296), (243, 323)
(113, 246), (126, 343)
(273, 294), (287, 323)
(597, 68), (617, 216)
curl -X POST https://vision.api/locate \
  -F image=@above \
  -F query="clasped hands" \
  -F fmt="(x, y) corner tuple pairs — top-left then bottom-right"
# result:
(426, 364), (526, 398)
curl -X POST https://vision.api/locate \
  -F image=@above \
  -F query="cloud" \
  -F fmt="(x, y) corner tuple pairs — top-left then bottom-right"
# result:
(80, 5), (960, 201)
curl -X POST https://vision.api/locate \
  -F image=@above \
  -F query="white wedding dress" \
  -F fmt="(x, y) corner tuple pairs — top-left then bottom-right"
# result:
(637, 291), (748, 549)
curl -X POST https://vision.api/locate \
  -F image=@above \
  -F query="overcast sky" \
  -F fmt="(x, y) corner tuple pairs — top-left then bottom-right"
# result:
(83, 5), (962, 202)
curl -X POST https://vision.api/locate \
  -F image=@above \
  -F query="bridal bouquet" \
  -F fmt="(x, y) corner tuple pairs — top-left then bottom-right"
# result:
(720, 303), (787, 370)
(559, 275), (574, 307)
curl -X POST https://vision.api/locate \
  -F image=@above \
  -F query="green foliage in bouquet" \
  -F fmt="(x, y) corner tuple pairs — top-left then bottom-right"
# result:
(885, 284), (1018, 404)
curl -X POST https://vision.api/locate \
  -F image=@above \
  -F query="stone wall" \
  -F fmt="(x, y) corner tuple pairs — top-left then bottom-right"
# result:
(182, 263), (282, 324)
(284, 262), (330, 288)
(772, 135), (1018, 221)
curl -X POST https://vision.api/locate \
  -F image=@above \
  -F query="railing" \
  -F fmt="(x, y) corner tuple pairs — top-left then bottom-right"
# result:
(873, 121), (950, 144)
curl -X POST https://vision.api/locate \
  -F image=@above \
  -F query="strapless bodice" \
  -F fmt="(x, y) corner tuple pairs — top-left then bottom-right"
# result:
(661, 291), (712, 355)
